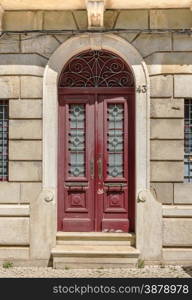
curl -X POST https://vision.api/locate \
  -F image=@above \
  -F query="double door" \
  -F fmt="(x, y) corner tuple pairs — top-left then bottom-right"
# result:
(58, 92), (134, 232)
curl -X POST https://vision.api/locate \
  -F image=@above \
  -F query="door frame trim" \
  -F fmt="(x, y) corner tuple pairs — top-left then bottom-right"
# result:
(42, 33), (151, 257)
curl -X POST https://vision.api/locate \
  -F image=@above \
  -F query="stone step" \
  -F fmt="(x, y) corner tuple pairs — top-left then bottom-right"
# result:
(52, 244), (140, 269)
(56, 232), (135, 245)
(56, 240), (133, 246)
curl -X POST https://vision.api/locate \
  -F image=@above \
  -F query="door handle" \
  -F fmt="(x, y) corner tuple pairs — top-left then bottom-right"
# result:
(90, 159), (94, 179)
(98, 158), (102, 179)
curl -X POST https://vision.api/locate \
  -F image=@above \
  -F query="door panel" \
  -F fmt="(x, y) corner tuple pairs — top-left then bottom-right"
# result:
(96, 95), (129, 232)
(58, 95), (95, 232)
(58, 93), (132, 232)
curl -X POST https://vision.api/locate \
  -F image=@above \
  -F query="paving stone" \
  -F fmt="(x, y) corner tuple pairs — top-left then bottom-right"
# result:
(0, 266), (189, 278)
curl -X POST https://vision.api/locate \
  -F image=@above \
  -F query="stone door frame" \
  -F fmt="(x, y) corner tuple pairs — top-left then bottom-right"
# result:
(41, 34), (151, 259)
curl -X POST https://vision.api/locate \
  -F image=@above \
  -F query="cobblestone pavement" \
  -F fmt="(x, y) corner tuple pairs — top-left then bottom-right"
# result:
(0, 265), (191, 278)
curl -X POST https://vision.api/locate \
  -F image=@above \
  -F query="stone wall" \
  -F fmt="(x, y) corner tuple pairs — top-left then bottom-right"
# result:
(0, 8), (192, 264)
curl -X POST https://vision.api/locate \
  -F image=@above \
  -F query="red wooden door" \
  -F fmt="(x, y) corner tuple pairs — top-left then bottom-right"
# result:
(58, 92), (134, 232)
(58, 49), (135, 232)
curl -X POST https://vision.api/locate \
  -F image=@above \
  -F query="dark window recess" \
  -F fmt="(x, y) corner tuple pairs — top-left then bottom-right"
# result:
(0, 101), (8, 181)
(184, 99), (192, 183)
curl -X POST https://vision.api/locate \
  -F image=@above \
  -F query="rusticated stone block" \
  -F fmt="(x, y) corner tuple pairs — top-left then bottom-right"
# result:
(151, 161), (183, 182)
(73, 10), (88, 29)
(174, 75), (192, 98)
(173, 33), (192, 51)
(151, 119), (184, 140)
(150, 9), (192, 29)
(104, 10), (118, 29)
(115, 10), (148, 29)
(20, 76), (43, 99)
(0, 35), (19, 53)
(3, 11), (43, 31)
(174, 184), (192, 204)
(163, 218), (192, 247)
(146, 52), (192, 75)
(151, 140), (183, 160)
(0, 182), (20, 203)
(9, 100), (42, 119)
(0, 76), (19, 99)
(9, 120), (42, 140)
(150, 183), (173, 204)
(0, 217), (29, 245)
(150, 75), (173, 97)
(9, 162), (42, 182)
(9, 141), (42, 161)
(43, 11), (76, 30)
(151, 98), (184, 118)
(21, 34), (60, 58)
(133, 33), (171, 57)
(0, 54), (47, 76)
(20, 183), (42, 203)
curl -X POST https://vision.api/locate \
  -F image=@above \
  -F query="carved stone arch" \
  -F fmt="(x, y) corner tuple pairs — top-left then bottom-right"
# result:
(41, 34), (153, 261)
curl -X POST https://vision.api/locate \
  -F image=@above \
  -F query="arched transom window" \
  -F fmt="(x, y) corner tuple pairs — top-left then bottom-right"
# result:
(59, 50), (135, 88)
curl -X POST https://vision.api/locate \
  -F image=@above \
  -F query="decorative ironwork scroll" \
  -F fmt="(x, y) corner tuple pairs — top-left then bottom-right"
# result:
(59, 50), (134, 88)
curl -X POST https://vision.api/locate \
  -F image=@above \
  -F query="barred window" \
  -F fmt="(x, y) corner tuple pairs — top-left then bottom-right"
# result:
(184, 99), (192, 183)
(0, 101), (8, 181)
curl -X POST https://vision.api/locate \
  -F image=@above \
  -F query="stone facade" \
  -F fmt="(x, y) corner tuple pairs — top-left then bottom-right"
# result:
(0, 6), (192, 266)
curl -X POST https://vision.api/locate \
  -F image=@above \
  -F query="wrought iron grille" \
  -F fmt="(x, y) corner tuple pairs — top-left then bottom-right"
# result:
(68, 104), (85, 177)
(59, 50), (134, 88)
(0, 101), (8, 181)
(107, 104), (124, 177)
(184, 99), (192, 183)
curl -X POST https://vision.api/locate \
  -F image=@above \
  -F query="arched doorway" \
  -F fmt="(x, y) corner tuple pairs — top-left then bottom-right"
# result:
(58, 49), (135, 232)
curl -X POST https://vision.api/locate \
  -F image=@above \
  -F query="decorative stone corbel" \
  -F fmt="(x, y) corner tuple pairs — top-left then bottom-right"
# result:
(86, 0), (105, 29)
(0, 5), (4, 33)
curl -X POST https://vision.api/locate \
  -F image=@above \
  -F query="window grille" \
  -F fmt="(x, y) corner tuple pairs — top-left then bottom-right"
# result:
(184, 99), (192, 182)
(0, 101), (8, 181)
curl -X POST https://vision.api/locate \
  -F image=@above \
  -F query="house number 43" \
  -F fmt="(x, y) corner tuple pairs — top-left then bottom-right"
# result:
(136, 85), (147, 93)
